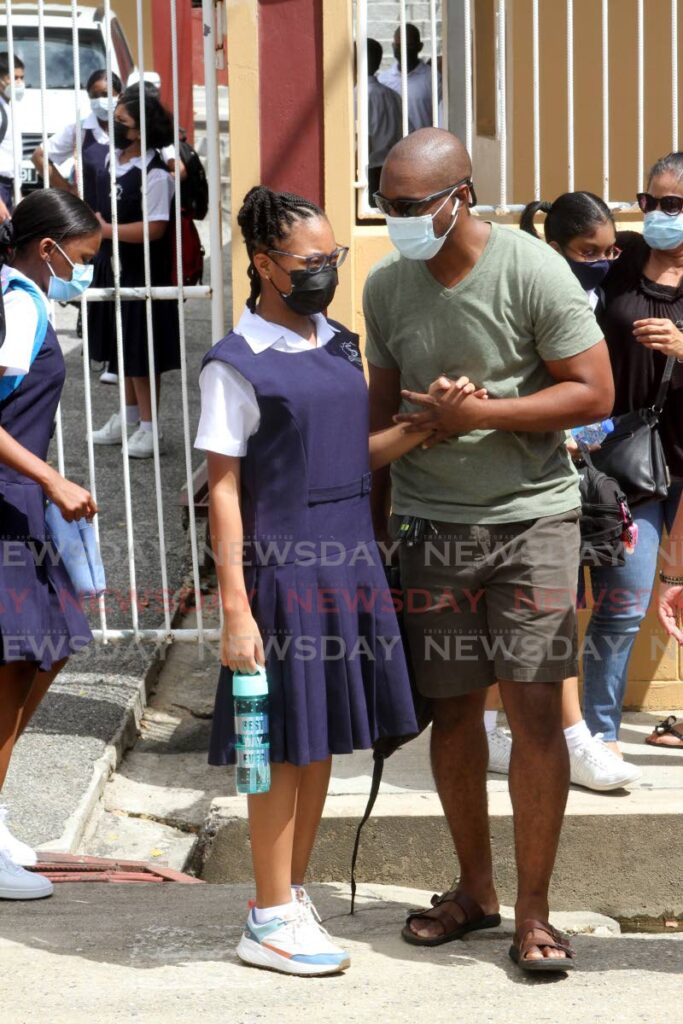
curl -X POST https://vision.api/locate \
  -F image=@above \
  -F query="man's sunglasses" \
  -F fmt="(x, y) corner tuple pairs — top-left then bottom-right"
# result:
(636, 192), (683, 216)
(373, 177), (477, 218)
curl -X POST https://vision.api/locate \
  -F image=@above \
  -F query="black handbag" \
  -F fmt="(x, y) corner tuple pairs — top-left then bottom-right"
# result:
(578, 453), (633, 567)
(589, 355), (675, 507)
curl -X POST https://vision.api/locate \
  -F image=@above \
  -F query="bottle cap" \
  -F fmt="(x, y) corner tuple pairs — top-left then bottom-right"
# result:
(601, 419), (615, 435)
(232, 666), (268, 697)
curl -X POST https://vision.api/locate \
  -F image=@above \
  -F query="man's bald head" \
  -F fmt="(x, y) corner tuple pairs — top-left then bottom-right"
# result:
(381, 129), (473, 198)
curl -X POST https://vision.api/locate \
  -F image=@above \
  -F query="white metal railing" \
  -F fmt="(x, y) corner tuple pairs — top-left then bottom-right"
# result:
(355, 0), (683, 216)
(2, 0), (226, 644)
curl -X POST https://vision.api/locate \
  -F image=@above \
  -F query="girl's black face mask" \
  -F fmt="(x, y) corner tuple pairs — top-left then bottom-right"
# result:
(113, 122), (135, 150)
(276, 266), (338, 316)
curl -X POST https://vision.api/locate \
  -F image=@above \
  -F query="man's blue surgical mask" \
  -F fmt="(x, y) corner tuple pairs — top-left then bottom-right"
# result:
(47, 243), (94, 301)
(385, 192), (461, 261)
(643, 210), (683, 252)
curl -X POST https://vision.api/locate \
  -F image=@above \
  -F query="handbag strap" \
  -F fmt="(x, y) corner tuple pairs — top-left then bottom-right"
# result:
(654, 355), (676, 414)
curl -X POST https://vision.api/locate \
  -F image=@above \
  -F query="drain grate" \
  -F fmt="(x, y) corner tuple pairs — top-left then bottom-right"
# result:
(27, 853), (204, 884)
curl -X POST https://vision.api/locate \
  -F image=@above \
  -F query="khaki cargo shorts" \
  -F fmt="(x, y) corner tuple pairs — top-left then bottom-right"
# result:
(394, 509), (581, 698)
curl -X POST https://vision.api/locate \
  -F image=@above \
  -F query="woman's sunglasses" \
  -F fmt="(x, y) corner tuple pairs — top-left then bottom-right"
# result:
(373, 177), (477, 218)
(636, 192), (683, 216)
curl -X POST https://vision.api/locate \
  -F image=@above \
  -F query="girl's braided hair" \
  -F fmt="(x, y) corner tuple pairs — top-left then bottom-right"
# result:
(237, 185), (323, 312)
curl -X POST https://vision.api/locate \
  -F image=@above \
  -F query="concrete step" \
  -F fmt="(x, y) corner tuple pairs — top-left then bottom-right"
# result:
(198, 713), (683, 925)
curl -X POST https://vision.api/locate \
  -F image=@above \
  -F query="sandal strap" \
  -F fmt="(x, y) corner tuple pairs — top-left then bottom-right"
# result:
(515, 918), (576, 960)
(654, 715), (683, 739)
(406, 888), (484, 931)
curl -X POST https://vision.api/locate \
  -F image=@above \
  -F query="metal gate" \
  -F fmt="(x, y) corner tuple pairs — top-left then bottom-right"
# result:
(1, 0), (226, 645)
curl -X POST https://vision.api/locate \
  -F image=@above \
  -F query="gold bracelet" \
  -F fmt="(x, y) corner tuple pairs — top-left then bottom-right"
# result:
(660, 571), (683, 585)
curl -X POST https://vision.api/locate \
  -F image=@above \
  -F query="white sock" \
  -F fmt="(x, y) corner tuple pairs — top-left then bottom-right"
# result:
(484, 710), (498, 734)
(564, 719), (592, 751)
(139, 420), (154, 433)
(125, 405), (140, 425)
(253, 900), (297, 924)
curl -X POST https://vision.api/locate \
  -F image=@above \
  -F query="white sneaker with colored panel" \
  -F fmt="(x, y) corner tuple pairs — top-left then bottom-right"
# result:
(487, 726), (512, 775)
(0, 805), (37, 867)
(236, 905), (350, 976)
(0, 850), (53, 900)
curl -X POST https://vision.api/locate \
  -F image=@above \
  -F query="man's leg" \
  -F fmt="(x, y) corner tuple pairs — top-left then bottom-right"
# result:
(406, 687), (499, 939)
(499, 679), (570, 961)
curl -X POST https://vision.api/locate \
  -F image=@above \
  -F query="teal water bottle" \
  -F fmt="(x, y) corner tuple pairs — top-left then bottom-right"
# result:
(233, 667), (271, 795)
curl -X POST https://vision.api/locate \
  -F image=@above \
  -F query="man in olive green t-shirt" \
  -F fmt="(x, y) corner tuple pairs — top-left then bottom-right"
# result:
(365, 129), (614, 972)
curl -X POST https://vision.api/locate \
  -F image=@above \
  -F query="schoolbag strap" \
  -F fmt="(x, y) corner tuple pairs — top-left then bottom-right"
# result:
(654, 355), (676, 414)
(349, 751), (385, 915)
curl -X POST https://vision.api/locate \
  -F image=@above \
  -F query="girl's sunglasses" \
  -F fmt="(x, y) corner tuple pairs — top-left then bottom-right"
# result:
(373, 177), (477, 218)
(636, 192), (683, 216)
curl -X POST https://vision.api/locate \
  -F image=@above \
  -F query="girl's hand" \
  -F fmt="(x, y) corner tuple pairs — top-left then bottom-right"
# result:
(633, 318), (683, 358)
(657, 582), (683, 645)
(95, 211), (112, 240)
(44, 471), (98, 522)
(221, 610), (265, 674)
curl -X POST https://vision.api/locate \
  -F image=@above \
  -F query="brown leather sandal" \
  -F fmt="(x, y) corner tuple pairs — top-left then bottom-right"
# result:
(645, 715), (683, 748)
(402, 889), (502, 947)
(509, 918), (576, 973)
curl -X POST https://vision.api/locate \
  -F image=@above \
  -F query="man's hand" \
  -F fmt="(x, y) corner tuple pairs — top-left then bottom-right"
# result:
(394, 375), (489, 446)
(633, 318), (683, 358)
(0, 197), (11, 224)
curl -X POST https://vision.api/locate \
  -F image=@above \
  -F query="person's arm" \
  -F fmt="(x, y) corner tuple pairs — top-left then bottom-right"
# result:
(31, 146), (75, 192)
(397, 341), (614, 440)
(95, 211), (167, 244)
(368, 362), (401, 539)
(207, 451), (264, 673)
(0, 424), (96, 520)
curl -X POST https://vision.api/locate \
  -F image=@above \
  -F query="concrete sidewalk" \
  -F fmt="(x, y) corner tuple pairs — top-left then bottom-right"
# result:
(0, 882), (680, 1024)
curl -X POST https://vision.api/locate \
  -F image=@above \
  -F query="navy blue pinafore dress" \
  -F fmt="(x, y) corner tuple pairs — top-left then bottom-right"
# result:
(88, 151), (180, 375)
(0, 281), (92, 670)
(81, 127), (108, 212)
(206, 323), (418, 766)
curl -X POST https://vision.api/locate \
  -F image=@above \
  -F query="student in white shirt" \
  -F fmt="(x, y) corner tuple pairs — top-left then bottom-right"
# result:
(378, 23), (440, 132)
(195, 184), (437, 977)
(0, 55), (25, 222)
(32, 70), (178, 204)
(89, 84), (180, 459)
(366, 38), (404, 206)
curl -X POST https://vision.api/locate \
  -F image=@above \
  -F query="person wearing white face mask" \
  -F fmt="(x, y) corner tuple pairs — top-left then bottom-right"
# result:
(365, 128), (614, 973)
(568, 151), (683, 754)
(0, 55), (25, 223)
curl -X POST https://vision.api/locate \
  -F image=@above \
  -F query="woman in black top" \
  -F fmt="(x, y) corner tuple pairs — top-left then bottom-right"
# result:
(583, 151), (683, 751)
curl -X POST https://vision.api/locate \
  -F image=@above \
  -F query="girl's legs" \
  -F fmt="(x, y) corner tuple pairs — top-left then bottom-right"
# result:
(583, 498), (664, 747)
(16, 658), (68, 740)
(248, 756), (332, 908)
(0, 663), (39, 790)
(131, 376), (161, 425)
(291, 757), (332, 886)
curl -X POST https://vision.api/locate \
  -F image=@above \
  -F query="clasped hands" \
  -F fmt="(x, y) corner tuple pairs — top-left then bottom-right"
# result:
(394, 375), (489, 447)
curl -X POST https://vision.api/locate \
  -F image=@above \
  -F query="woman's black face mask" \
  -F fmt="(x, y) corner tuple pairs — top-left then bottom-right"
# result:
(275, 266), (338, 316)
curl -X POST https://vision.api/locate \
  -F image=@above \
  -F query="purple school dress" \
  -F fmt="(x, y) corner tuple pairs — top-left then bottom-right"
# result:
(0, 287), (92, 670)
(205, 322), (418, 766)
(81, 126), (108, 212)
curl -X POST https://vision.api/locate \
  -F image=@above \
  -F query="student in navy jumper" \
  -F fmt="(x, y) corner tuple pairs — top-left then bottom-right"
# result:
(195, 186), (461, 976)
(90, 84), (180, 459)
(0, 189), (99, 899)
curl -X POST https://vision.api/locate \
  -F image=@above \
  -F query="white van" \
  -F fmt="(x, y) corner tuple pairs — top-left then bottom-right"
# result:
(0, 4), (158, 188)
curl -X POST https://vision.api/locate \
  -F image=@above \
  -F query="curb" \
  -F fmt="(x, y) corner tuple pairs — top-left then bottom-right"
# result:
(40, 647), (167, 856)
